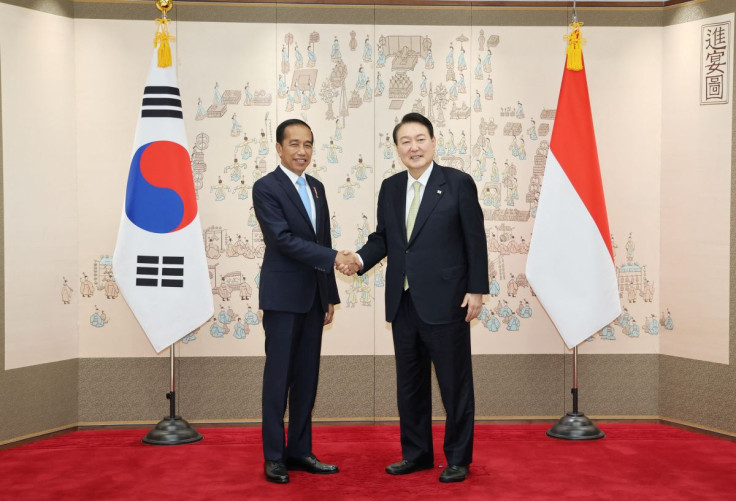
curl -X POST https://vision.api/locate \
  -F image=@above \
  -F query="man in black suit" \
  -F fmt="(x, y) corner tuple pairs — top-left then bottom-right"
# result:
(253, 119), (354, 484)
(346, 113), (488, 483)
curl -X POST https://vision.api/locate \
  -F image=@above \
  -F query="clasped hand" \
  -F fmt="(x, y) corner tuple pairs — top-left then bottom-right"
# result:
(335, 250), (362, 276)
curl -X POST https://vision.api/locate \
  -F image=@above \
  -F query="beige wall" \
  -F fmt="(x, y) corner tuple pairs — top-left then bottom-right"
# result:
(1, 0), (734, 444)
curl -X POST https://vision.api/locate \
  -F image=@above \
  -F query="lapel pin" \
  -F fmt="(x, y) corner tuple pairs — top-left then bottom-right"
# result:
(312, 186), (319, 199)
(437, 190), (442, 195)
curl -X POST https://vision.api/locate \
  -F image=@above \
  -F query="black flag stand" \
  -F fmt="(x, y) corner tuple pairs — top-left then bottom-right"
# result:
(142, 344), (203, 445)
(547, 346), (604, 440)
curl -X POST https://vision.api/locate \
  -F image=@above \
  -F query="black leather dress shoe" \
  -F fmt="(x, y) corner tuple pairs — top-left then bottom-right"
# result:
(264, 461), (289, 483)
(439, 465), (469, 483)
(285, 454), (339, 474)
(385, 459), (434, 475)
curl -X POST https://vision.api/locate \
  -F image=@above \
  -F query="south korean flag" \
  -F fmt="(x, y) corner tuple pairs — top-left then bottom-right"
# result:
(113, 48), (213, 352)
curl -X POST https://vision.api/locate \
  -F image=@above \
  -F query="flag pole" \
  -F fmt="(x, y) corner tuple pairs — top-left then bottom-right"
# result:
(546, 345), (604, 440)
(143, 342), (203, 445)
(134, 0), (203, 445)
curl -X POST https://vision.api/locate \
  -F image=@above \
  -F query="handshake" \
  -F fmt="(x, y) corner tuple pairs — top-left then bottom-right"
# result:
(335, 250), (363, 276)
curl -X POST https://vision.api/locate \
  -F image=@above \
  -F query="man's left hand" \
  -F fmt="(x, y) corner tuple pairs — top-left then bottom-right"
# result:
(324, 303), (335, 325)
(461, 293), (483, 323)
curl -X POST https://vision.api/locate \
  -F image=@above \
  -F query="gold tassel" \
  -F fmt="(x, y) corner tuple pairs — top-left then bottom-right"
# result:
(154, 17), (175, 68)
(563, 22), (586, 71)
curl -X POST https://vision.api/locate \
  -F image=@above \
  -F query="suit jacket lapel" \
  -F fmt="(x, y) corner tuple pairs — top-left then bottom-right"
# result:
(274, 168), (314, 233)
(305, 174), (320, 234)
(409, 166), (446, 244)
(393, 172), (409, 245)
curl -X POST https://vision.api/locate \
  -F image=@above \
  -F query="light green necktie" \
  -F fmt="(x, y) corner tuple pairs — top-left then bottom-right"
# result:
(404, 180), (422, 290)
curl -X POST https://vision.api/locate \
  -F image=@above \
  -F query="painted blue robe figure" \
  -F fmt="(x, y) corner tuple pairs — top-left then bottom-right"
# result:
(482, 50), (492, 73)
(90, 310), (104, 328)
(218, 308), (232, 325)
(457, 72), (466, 93)
(362, 37), (372, 62)
(516, 101), (524, 118)
(331, 37), (342, 61)
(375, 264), (385, 287)
(243, 84), (253, 105)
(519, 139), (527, 160)
(195, 98), (206, 120)
(234, 319), (247, 339)
(248, 207), (257, 227)
(486, 313), (501, 332)
(425, 48), (434, 69)
(356, 65), (367, 88)
(471, 160), (484, 182)
(364, 79), (373, 102)
(301, 90), (311, 110)
(473, 92), (482, 112)
(231, 114), (243, 136)
(210, 321), (227, 338)
(277, 75), (287, 98)
(281, 45), (289, 65)
(307, 45), (317, 67)
(474, 57), (483, 80)
(255, 269), (261, 288)
(382, 137), (393, 159)
(436, 133), (446, 155)
(331, 215), (341, 240)
(491, 160), (499, 182)
(519, 302), (532, 319)
(323, 141), (342, 163)
(448, 132), (457, 154)
(213, 82), (222, 105)
(236, 180), (250, 200)
(618, 309), (632, 328)
(664, 311), (674, 330)
(376, 44), (386, 67)
(510, 136), (519, 157)
(294, 45), (304, 69)
(459, 133), (468, 154)
(182, 331), (197, 343)
(448, 80), (459, 101)
(629, 321), (640, 338)
(419, 73), (428, 96)
(244, 307), (259, 325)
(506, 314), (520, 331)
(258, 133), (269, 155)
(498, 303), (513, 319)
(376, 73), (385, 96)
(286, 91), (296, 112)
(485, 77), (494, 100)
(457, 47), (466, 71)
(528, 119), (538, 140)
(211, 180), (228, 201)
(648, 316), (659, 335)
(334, 119), (343, 141)
(489, 277), (500, 296)
(600, 324), (616, 340)
(446, 44), (454, 69)
(225, 159), (242, 181)
(338, 178), (358, 200)
(478, 305), (490, 322)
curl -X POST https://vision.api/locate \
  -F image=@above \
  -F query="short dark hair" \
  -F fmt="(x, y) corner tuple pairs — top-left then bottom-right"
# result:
(392, 113), (434, 144)
(276, 118), (314, 145)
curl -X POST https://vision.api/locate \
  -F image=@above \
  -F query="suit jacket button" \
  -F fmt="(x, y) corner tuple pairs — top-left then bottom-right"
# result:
(405, 249), (410, 254)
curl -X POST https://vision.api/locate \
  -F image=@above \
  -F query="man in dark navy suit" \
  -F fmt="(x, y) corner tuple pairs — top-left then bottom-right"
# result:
(253, 119), (354, 484)
(347, 113), (488, 483)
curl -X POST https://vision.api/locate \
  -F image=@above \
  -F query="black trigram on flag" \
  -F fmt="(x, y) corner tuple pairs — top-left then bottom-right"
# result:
(141, 86), (183, 119)
(136, 256), (184, 287)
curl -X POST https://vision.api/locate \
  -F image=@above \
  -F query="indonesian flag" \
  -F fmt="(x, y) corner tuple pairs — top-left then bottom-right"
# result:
(526, 26), (621, 349)
(113, 45), (213, 352)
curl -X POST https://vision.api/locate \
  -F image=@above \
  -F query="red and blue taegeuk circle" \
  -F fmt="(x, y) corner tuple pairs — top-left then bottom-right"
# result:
(125, 141), (197, 233)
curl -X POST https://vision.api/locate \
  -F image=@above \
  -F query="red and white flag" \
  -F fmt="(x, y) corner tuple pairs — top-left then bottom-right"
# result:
(526, 24), (621, 349)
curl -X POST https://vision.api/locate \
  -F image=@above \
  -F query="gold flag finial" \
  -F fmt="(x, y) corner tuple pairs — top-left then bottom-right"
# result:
(563, 22), (586, 71)
(154, 1), (175, 67)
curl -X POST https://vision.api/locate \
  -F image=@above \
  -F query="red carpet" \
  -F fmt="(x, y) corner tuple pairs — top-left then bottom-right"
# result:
(1, 424), (734, 500)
